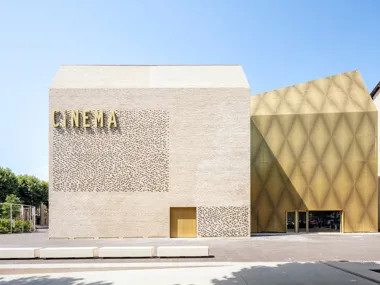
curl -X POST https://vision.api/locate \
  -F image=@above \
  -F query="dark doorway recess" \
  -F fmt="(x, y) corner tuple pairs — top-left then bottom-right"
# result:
(308, 211), (341, 233)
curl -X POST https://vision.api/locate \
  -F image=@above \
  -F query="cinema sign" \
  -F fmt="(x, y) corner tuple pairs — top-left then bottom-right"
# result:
(52, 110), (117, 128)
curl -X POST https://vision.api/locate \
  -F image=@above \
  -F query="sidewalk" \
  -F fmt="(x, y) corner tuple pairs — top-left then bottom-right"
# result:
(2, 230), (380, 263)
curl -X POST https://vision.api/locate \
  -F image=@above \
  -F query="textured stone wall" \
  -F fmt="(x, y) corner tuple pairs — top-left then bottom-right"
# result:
(49, 87), (250, 238)
(197, 206), (250, 237)
(52, 110), (169, 193)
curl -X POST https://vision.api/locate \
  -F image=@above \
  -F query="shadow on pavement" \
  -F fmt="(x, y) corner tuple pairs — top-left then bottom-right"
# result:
(208, 262), (379, 285)
(1, 262), (380, 285)
(0, 276), (112, 285)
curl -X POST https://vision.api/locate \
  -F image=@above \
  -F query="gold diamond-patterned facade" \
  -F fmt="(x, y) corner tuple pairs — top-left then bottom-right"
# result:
(251, 70), (378, 233)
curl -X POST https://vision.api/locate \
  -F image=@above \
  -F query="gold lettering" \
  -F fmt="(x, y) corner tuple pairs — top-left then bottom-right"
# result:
(71, 110), (79, 128)
(83, 110), (90, 128)
(62, 111), (66, 128)
(52, 110), (60, 128)
(108, 111), (117, 128)
(94, 110), (104, 128)
(54, 110), (119, 129)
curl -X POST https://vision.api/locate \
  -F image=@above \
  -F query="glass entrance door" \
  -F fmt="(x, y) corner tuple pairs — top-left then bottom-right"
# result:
(298, 211), (307, 232)
(286, 212), (295, 232)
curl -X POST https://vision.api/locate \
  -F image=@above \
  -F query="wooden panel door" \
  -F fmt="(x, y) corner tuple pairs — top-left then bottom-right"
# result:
(170, 207), (196, 238)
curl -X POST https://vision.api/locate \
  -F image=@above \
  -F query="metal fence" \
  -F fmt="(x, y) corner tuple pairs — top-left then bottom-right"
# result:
(0, 203), (36, 234)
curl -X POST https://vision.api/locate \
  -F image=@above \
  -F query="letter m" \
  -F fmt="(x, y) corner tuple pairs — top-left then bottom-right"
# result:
(94, 110), (104, 127)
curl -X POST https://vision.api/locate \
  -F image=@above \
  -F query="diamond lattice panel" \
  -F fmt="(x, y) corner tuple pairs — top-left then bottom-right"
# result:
(251, 112), (377, 233)
(251, 71), (378, 233)
(251, 70), (376, 116)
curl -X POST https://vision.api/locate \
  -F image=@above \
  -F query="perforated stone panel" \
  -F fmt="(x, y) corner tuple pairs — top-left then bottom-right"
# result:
(52, 110), (169, 192)
(197, 206), (249, 237)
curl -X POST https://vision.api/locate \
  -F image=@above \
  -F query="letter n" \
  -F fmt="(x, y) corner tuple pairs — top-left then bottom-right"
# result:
(71, 110), (79, 128)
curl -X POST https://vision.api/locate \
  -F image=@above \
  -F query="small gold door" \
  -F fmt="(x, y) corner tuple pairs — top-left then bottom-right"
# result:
(170, 207), (197, 238)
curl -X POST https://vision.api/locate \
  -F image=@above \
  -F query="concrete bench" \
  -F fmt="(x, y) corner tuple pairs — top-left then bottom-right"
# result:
(39, 247), (97, 259)
(0, 248), (40, 259)
(156, 246), (209, 257)
(98, 247), (153, 258)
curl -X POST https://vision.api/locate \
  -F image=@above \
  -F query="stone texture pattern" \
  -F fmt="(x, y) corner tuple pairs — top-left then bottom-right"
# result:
(49, 65), (250, 239)
(197, 206), (249, 237)
(251, 70), (378, 233)
(52, 110), (169, 192)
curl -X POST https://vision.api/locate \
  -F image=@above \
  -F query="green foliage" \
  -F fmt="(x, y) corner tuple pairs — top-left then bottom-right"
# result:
(12, 220), (31, 233)
(1, 194), (22, 218)
(0, 219), (11, 233)
(12, 220), (23, 233)
(40, 181), (49, 208)
(0, 219), (32, 234)
(0, 166), (49, 208)
(17, 175), (48, 208)
(0, 167), (18, 202)
(23, 220), (31, 232)
(0, 167), (44, 234)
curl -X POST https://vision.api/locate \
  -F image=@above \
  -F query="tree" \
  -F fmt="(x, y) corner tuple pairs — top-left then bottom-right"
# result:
(0, 167), (18, 202)
(16, 175), (44, 207)
(0, 167), (49, 208)
(1, 194), (22, 218)
(40, 181), (49, 208)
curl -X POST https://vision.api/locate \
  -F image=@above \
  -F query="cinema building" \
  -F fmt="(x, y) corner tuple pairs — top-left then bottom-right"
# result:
(49, 65), (378, 239)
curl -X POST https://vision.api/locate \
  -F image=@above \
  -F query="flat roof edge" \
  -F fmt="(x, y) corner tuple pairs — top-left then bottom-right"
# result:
(49, 86), (250, 90)
(50, 65), (250, 89)
(60, 64), (242, 67)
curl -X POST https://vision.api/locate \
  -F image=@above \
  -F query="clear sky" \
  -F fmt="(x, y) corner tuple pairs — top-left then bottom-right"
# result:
(1, 0), (379, 181)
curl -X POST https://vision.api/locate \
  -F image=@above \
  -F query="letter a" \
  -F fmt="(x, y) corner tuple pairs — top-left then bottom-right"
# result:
(108, 111), (117, 128)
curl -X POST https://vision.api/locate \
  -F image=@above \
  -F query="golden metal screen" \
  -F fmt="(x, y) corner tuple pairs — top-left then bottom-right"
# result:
(251, 71), (378, 233)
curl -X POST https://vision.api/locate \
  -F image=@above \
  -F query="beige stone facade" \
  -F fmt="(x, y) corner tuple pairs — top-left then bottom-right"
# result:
(49, 65), (251, 239)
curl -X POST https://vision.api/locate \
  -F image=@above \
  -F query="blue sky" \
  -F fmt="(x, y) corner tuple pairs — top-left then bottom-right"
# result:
(0, 0), (379, 181)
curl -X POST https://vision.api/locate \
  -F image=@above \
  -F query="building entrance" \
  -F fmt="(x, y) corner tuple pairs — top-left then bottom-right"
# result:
(308, 211), (341, 233)
(286, 210), (342, 233)
(286, 211), (295, 232)
(170, 207), (197, 238)
(298, 211), (307, 232)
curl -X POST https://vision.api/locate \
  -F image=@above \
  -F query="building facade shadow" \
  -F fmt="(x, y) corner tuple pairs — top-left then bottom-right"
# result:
(210, 262), (380, 285)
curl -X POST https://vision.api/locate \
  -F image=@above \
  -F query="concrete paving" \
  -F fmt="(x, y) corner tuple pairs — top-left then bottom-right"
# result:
(1, 229), (380, 263)
(326, 261), (380, 284)
(2, 230), (380, 283)
(1, 262), (380, 284)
